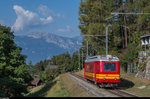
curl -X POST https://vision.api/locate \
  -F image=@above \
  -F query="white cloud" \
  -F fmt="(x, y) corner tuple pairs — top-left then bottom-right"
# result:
(12, 5), (53, 32)
(40, 16), (53, 24)
(57, 25), (72, 33)
(38, 4), (53, 17)
(38, 4), (65, 18)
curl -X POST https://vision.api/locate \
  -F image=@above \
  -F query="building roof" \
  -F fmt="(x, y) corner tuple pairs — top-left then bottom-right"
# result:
(49, 65), (57, 69)
(140, 34), (150, 38)
(31, 78), (40, 85)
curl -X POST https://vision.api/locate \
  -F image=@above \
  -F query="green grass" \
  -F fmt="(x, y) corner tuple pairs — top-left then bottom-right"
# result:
(26, 81), (56, 97)
(45, 76), (69, 97)
(44, 73), (94, 97)
(51, 87), (69, 97)
(26, 70), (150, 97)
(60, 73), (95, 97)
(26, 75), (69, 97)
(118, 73), (150, 97)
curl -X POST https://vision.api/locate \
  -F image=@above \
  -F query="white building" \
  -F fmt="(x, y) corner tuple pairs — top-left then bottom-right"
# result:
(139, 34), (150, 57)
(141, 34), (150, 46)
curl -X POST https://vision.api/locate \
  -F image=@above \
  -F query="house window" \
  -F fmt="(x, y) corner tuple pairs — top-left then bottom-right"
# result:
(146, 37), (149, 44)
(143, 38), (145, 44)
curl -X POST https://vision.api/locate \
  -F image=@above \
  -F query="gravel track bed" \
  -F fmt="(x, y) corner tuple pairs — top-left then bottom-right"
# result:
(68, 73), (138, 97)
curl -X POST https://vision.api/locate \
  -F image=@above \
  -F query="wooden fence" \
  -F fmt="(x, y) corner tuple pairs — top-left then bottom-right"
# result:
(127, 62), (138, 74)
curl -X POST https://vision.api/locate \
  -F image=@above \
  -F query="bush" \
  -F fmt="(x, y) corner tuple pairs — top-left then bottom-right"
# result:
(120, 43), (141, 72)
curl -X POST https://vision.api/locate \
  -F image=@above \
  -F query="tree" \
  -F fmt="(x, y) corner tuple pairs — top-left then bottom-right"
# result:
(78, 0), (121, 55)
(71, 51), (79, 70)
(50, 52), (72, 73)
(0, 25), (32, 97)
(78, 0), (150, 72)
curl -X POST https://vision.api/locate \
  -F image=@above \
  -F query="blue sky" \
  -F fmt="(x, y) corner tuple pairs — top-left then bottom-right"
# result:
(0, 0), (81, 38)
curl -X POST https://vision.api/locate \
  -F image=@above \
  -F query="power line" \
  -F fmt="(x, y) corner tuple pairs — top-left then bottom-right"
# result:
(82, 35), (105, 37)
(111, 12), (150, 15)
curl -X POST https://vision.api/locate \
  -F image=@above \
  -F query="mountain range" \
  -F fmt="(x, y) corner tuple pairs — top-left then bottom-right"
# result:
(14, 32), (82, 64)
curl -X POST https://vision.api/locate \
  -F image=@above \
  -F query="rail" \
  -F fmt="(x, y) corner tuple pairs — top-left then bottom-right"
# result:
(69, 72), (138, 97)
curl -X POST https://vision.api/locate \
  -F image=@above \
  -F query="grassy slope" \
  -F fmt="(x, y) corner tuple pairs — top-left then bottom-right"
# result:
(26, 68), (150, 97)
(45, 75), (69, 97)
(119, 73), (150, 97)
(26, 75), (69, 97)
(60, 73), (95, 97)
(26, 72), (95, 97)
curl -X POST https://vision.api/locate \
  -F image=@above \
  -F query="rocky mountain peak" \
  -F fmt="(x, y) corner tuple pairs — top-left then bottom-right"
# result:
(14, 32), (82, 64)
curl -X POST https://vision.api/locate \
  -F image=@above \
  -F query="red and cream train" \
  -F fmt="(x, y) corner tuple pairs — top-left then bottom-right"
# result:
(84, 55), (120, 87)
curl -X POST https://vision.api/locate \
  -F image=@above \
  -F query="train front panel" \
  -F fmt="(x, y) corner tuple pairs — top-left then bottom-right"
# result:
(96, 61), (120, 83)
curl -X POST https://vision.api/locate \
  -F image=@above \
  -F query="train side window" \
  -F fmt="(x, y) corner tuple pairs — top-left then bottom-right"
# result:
(97, 63), (99, 72)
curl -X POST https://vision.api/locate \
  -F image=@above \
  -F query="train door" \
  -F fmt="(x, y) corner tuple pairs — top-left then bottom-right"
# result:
(94, 62), (99, 84)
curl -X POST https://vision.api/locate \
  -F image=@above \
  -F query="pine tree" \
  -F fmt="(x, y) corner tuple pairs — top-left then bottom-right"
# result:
(78, 0), (150, 72)
(71, 51), (79, 70)
(0, 25), (32, 97)
(78, 0), (121, 55)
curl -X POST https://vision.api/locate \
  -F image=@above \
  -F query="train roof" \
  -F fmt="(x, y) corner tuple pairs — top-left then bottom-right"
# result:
(85, 55), (119, 62)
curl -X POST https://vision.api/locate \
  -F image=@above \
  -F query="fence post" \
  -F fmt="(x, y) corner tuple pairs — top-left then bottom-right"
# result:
(134, 62), (137, 73)
(131, 63), (133, 73)
(127, 63), (130, 74)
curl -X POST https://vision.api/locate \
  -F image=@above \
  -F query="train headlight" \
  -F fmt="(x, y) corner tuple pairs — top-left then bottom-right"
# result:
(114, 78), (117, 80)
(103, 78), (105, 80)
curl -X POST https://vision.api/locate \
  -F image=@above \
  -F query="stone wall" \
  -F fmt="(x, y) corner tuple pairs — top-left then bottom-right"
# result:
(135, 70), (145, 79)
(145, 57), (150, 80)
(145, 69), (150, 80)
(136, 56), (150, 80)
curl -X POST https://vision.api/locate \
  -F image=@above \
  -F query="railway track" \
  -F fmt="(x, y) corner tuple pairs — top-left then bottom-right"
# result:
(69, 72), (138, 97)
(104, 88), (137, 97)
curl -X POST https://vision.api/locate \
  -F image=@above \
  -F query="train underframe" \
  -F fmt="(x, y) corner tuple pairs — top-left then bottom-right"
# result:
(97, 82), (118, 88)
(86, 78), (120, 88)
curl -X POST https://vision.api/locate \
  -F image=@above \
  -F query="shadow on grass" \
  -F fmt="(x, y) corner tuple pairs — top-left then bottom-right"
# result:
(26, 81), (57, 97)
(117, 78), (135, 90)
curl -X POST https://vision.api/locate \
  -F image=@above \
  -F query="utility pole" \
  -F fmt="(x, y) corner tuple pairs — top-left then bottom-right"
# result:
(106, 26), (108, 57)
(82, 47), (83, 69)
(123, 1), (127, 48)
(78, 49), (80, 71)
(105, 24), (111, 58)
(82, 35), (105, 59)
(86, 40), (88, 58)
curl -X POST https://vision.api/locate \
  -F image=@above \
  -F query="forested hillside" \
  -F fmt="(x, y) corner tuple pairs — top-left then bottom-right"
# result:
(78, 0), (150, 71)
(28, 52), (80, 83)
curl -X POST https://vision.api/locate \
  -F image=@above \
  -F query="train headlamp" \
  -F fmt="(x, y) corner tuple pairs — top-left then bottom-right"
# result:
(114, 78), (117, 80)
(103, 78), (106, 80)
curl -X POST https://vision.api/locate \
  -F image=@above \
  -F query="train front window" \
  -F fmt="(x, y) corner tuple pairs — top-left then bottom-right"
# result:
(103, 63), (116, 71)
